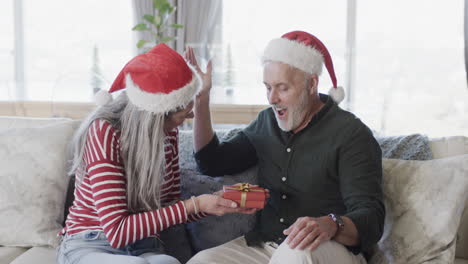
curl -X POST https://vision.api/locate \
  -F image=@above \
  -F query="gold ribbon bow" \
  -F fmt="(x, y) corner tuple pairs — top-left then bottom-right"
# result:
(225, 183), (262, 192)
(225, 183), (263, 208)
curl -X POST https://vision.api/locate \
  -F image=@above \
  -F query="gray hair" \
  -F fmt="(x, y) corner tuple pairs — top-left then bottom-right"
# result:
(70, 92), (166, 212)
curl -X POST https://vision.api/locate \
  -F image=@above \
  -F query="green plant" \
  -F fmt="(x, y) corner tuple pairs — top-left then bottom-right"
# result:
(132, 0), (184, 49)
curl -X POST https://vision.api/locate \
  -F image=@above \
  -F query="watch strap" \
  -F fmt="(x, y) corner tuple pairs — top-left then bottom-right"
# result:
(328, 213), (345, 229)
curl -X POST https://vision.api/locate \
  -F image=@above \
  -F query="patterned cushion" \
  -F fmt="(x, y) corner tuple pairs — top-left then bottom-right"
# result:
(0, 121), (77, 247)
(369, 156), (468, 263)
(375, 134), (433, 160)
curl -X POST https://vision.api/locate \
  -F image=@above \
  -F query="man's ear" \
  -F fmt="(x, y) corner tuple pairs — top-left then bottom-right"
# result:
(308, 74), (319, 95)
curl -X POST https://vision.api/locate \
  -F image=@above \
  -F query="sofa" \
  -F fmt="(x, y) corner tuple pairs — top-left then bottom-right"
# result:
(0, 116), (467, 264)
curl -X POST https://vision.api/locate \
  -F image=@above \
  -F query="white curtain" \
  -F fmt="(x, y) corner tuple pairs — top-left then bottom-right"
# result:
(131, 0), (156, 54)
(175, 0), (222, 64)
(131, 0), (222, 59)
(465, 0), (468, 86)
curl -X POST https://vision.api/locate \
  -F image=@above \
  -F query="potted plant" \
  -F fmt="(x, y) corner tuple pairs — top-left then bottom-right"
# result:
(132, 0), (183, 51)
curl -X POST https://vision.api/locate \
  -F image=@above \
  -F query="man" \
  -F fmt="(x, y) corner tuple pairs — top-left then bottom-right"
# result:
(186, 31), (384, 264)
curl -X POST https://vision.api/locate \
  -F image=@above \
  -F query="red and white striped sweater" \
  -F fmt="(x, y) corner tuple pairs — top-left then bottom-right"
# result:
(63, 119), (204, 248)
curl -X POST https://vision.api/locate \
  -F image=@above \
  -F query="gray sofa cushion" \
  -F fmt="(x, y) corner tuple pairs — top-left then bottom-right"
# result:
(9, 247), (55, 264)
(181, 167), (258, 252)
(375, 134), (433, 160)
(158, 225), (193, 264)
(178, 129), (258, 253)
(0, 247), (28, 264)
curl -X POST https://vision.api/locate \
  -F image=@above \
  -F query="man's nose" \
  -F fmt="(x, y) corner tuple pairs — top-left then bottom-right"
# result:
(268, 89), (279, 105)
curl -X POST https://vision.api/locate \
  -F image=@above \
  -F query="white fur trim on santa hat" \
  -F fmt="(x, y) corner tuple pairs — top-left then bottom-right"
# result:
(262, 38), (324, 75)
(94, 89), (113, 106)
(328, 86), (345, 104)
(125, 67), (201, 114)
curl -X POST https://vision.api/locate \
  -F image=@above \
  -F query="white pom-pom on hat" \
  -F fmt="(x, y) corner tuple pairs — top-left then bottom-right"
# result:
(328, 86), (345, 104)
(94, 89), (113, 106)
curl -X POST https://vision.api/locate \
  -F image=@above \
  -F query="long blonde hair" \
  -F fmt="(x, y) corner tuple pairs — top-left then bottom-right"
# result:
(70, 92), (166, 212)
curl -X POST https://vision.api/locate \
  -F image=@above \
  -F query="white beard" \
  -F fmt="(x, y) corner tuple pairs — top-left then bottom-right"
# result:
(273, 89), (311, 132)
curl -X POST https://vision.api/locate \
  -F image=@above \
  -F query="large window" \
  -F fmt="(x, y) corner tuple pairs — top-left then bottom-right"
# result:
(213, 0), (346, 105)
(1, 0), (134, 102)
(2, 0), (467, 136)
(353, 0), (468, 137)
(0, 0), (14, 100)
(215, 0), (467, 136)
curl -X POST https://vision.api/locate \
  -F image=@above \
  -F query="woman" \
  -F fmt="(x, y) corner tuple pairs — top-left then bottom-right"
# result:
(57, 44), (253, 264)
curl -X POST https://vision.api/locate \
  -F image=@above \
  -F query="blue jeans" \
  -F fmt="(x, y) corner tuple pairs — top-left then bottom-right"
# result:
(57, 230), (181, 264)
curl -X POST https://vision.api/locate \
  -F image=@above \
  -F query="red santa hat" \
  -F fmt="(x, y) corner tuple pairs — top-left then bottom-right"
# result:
(95, 43), (201, 114)
(262, 31), (345, 103)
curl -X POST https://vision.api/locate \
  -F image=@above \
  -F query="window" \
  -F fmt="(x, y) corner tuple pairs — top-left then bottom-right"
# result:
(353, 0), (468, 136)
(216, 0), (468, 136)
(3, 1), (467, 136)
(214, 0), (346, 105)
(0, 0), (14, 100)
(3, 0), (134, 102)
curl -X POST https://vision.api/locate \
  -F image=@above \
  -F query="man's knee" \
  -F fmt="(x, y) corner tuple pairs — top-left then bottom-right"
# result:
(269, 241), (312, 263)
(270, 240), (350, 264)
(188, 237), (260, 264)
(187, 249), (219, 264)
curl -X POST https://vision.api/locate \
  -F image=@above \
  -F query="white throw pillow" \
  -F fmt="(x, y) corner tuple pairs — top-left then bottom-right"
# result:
(0, 121), (77, 247)
(370, 155), (468, 264)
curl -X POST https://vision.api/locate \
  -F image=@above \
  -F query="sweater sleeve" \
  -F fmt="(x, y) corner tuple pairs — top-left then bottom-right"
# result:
(338, 123), (385, 252)
(85, 120), (189, 249)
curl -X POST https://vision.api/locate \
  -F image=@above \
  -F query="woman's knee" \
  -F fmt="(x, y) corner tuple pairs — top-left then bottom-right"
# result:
(141, 253), (181, 264)
(78, 253), (149, 264)
(125, 258), (150, 264)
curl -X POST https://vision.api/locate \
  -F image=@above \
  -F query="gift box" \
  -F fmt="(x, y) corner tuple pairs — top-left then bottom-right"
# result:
(222, 183), (266, 209)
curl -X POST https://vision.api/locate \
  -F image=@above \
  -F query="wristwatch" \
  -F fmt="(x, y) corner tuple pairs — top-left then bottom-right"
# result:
(328, 213), (345, 230)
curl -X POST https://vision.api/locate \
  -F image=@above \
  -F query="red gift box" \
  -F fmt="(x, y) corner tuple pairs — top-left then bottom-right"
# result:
(222, 183), (266, 209)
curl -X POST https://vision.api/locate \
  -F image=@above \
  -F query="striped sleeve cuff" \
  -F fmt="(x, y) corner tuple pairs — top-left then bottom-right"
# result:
(179, 199), (189, 223)
(178, 199), (207, 223)
(187, 212), (208, 223)
(172, 201), (188, 225)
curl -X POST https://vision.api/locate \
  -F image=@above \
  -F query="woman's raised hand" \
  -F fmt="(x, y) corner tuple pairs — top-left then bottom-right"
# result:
(184, 46), (212, 98)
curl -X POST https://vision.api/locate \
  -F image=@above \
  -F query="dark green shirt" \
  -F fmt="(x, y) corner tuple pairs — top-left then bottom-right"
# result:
(195, 94), (384, 254)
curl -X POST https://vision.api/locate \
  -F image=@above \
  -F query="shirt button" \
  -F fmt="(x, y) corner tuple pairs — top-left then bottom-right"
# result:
(286, 148), (291, 153)
(282, 194), (287, 199)
(279, 218), (284, 223)
(281, 177), (286, 182)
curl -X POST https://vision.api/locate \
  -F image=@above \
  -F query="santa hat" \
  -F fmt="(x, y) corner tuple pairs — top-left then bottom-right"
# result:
(262, 31), (345, 103)
(95, 43), (201, 114)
